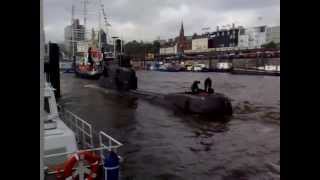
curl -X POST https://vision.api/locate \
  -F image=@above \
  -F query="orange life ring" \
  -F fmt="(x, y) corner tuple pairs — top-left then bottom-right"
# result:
(64, 151), (100, 180)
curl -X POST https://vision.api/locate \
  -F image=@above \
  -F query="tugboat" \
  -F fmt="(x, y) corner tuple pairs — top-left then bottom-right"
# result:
(74, 47), (103, 79)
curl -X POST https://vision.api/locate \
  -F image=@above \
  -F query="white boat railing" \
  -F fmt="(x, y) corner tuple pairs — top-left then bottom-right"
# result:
(44, 108), (123, 177)
(99, 131), (123, 160)
(44, 142), (122, 175)
(59, 107), (123, 150)
(60, 108), (94, 149)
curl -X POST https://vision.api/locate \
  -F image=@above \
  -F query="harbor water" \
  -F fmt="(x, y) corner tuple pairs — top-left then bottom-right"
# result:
(59, 71), (280, 180)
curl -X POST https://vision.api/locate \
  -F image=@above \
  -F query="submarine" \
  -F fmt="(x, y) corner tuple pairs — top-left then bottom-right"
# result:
(164, 92), (232, 116)
(98, 54), (137, 91)
(98, 53), (232, 117)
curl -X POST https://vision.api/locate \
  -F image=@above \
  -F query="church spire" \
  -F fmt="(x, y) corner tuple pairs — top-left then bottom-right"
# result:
(178, 20), (185, 54)
(180, 21), (184, 37)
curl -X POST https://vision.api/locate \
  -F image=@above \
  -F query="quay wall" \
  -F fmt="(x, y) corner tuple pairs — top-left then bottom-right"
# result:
(131, 58), (280, 69)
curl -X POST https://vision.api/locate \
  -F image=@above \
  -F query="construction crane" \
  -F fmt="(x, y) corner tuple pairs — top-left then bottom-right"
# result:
(99, 0), (112, 45)
(69, 0), (114, 52)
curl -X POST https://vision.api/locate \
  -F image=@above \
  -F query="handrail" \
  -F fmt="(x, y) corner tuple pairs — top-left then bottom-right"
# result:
(99, 131), (123, 160)
(44, 145), (120, 159)
(44, 129), (123, 175)
(65, 110), (91, 128)
(99, 131), (123, 147)
(53, 107), (123, 156)
(60, 108), (93, 149)
(45, 107), (124, 177)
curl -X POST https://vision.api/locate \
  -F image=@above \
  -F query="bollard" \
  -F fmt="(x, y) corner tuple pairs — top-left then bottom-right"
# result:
(103, 151), (119, 180)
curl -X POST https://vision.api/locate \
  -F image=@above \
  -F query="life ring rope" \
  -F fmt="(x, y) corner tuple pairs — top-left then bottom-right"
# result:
(63, 151), (100, 180)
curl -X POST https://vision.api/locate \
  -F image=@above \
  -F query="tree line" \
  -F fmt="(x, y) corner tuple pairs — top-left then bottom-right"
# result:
(123, 40), (160, 58)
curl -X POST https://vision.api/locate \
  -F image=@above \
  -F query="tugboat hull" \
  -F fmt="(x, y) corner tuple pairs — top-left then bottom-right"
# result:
(75, 64), (103, 79)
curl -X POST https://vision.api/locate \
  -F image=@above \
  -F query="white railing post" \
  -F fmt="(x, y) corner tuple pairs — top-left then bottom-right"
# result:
(89, 126), (93, 148)
(81, 121), (85, 148)
(109, 138), (112, 151)
(99, 133), (104, 160)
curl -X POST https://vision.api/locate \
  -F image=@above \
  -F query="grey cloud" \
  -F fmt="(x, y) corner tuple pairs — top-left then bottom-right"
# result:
(44, 0), (279, 42)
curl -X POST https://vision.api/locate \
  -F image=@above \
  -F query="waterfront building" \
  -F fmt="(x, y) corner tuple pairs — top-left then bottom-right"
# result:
(64, 19), (85, 55)
(160, 44), (177, 55)
(266, 26), (280, 44)
(185, 36), (192, 51)
(209, 27), (239, 48)
(158, 40), (167, 46)
(192, 36), (209, 51)
(238, 26), (267, 49)
(160, 21), (192, 55)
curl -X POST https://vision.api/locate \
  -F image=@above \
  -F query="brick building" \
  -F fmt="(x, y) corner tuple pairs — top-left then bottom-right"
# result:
(176, 22), (192, 54)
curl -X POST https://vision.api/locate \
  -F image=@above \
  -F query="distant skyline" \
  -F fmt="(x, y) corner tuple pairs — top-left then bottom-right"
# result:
(44, 0), (280, 43)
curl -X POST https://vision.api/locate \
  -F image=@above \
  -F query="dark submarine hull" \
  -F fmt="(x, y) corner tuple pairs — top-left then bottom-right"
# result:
(98, 54), (137, 91)
(164, 92), (233, 116)
(98, 64), (137, 91)
(129, 90), (233, 117)
(98, 56), (232, 117)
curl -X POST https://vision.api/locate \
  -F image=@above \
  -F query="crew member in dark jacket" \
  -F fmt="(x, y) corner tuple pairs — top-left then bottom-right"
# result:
(191, 81), (201, 94)
(205, 77), (215, 94)
(204, 77), (212, 92)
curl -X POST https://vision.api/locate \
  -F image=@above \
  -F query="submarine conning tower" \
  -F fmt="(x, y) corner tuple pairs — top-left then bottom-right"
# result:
(99, 54), (138, 91)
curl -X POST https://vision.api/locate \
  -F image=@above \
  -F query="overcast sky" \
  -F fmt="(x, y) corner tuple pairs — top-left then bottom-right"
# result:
(44, 0), (280, 43)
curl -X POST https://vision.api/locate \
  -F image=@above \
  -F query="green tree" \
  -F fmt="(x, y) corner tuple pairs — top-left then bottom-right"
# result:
(262, 41), (277, 49)
(124, 40), (161, 58)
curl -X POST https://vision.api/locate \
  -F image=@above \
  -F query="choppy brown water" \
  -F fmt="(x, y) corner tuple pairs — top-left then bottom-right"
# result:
(59, 71), (280, 180)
